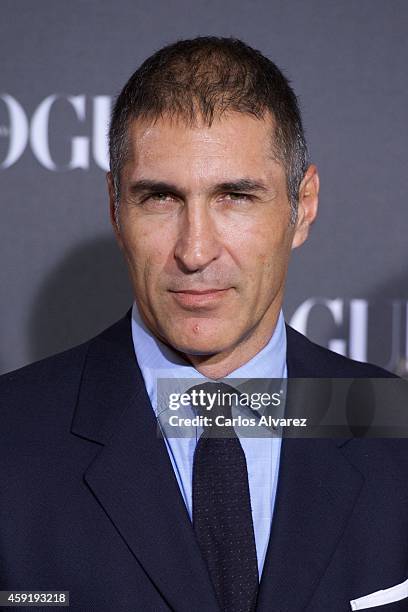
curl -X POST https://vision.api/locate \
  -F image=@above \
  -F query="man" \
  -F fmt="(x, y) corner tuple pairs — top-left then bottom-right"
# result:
(1, 37), (407, 612)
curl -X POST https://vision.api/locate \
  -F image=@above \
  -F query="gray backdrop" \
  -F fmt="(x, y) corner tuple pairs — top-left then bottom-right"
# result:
(1, 0), (407, 375)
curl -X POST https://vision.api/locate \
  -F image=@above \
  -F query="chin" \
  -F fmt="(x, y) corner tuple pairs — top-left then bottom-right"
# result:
(168, 336), (225, 356)
(165, 325), (237, 357)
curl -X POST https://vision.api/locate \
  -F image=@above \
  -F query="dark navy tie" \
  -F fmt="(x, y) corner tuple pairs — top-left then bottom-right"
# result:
(191, 382), (259, 612)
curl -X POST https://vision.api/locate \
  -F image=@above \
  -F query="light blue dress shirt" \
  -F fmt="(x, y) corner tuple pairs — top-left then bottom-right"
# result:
(130, 302), (287, 577)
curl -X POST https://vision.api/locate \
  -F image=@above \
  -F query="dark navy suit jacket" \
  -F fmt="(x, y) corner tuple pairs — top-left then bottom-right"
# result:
(1, 311), (408, 611)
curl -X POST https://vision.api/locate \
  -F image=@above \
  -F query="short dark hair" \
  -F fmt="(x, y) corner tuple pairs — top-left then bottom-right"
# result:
(109, 36), (308, 223)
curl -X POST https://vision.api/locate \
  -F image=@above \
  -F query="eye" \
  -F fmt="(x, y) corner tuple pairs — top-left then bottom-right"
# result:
(228, 192), (251, 200)
(150, 192), (175, 202)
(141, 192), (179, 210)
(220, 192), (253, 206)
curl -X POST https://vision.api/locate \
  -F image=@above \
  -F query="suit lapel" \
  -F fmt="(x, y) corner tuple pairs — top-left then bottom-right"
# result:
(256, 437), (363, 612)
(71, 313), (220, 612)
(256, 326), (364, 612)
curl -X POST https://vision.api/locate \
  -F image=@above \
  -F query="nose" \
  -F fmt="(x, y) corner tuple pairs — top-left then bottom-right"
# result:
(174, 200), (222, 272)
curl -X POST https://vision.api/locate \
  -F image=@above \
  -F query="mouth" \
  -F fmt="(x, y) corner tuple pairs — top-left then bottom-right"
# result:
(169, 288), (232, 308)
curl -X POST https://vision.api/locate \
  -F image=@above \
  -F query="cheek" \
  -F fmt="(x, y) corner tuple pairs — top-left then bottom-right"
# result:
(231, 220), (290, 279)
(120, 224), (170, 284)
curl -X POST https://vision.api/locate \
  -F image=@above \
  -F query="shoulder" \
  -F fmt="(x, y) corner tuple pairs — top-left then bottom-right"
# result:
(0, 311), (128, 449)
(0, 311), (133, 424)
(284, 326), (408, 463)
(0, 342), (90, 461)
(0, 312), (132, 458)
(285, 324), (395, 378)
(0, 311), (132, 399)
(0, 341), (92, 439)
(0, 313), (124, 416)
(0, 340), (90, 397)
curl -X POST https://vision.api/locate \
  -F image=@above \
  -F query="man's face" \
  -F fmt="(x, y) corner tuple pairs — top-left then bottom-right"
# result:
(110, 112), (316, 359)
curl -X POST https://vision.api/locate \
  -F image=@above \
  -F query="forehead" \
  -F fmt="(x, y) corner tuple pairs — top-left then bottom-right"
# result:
(124, 112), (282, 184)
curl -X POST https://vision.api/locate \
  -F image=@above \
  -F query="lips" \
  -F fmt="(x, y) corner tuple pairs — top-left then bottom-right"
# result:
(169, 288), (232, 308)
(172, 289), (226, 294)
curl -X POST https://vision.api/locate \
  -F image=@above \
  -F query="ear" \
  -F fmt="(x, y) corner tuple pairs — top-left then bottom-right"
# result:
(106, 172), (123, 247)
(291, 164), (319, 250)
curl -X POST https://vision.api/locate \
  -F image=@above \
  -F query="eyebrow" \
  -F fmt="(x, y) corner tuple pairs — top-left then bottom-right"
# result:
(127, 178), (269, 197)
(128, 180), (182, 196)
(215, 179), (269, 193)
